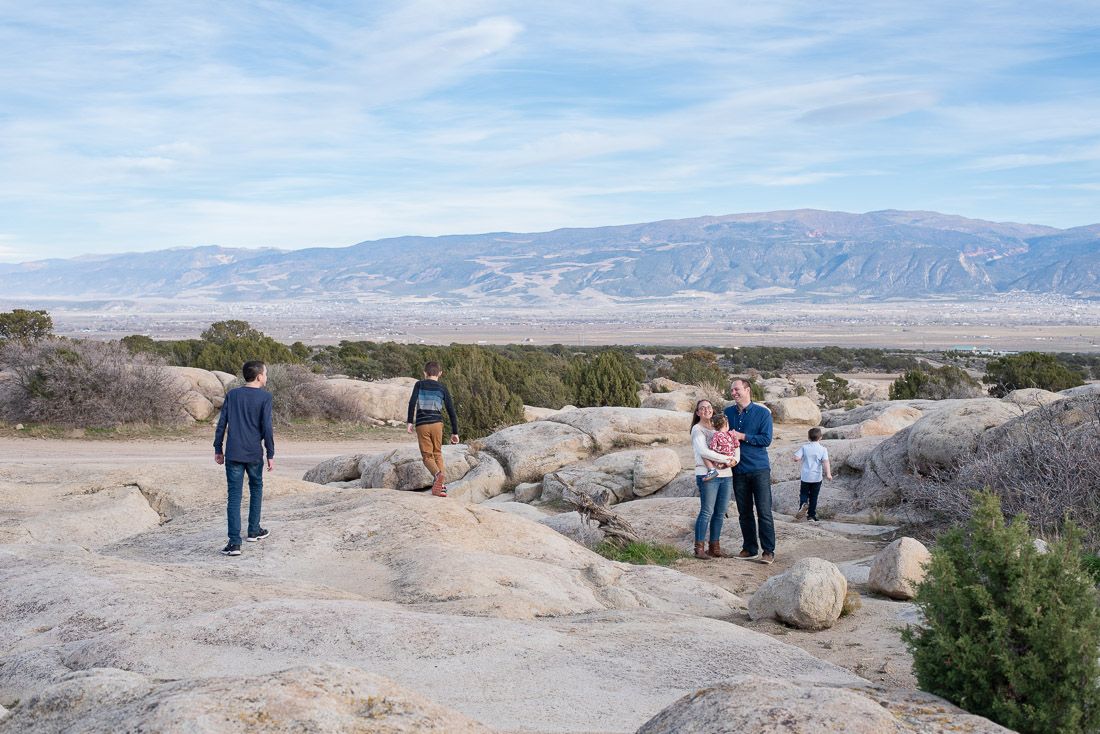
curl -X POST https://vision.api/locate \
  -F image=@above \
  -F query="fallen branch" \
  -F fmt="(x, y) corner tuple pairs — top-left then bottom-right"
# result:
(555, 474), (642, 547)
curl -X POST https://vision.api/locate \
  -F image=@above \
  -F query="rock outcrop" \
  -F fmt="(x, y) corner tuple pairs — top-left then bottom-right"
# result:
(319, 376), (417, 422)
(765, 396), (821, 426)
(636, 676), (1012, 734)
(540, 448), (682, 505)
(163, 365), (227, 421)
(1, 664), (492, 734)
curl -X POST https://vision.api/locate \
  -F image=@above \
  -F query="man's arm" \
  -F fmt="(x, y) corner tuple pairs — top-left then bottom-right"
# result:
(262, 394), (275, 471)
(738, 408), (773, 447)
(213, 394), (229, 464)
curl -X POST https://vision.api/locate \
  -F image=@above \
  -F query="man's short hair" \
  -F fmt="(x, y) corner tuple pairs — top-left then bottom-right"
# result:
(242, 360), (266, 382)
(424, 361), (442, 377)
(808, 426), (823, 441)
(711, 414), (728, 430)
(730, 377), (751, 389)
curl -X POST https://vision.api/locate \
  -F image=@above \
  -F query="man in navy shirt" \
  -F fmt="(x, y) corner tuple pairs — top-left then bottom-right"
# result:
(724, 378), (776, 564)
(214, 360), (275, 556)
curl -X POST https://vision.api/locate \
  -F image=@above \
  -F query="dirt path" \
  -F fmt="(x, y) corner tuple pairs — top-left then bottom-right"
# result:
(0, 430), (407, 478)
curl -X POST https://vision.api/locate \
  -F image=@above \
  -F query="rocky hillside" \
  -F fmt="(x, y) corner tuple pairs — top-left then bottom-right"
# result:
(1, 209), (1096, 302)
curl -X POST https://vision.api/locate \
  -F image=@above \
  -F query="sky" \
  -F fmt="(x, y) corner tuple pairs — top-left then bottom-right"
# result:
(1, 1), (1098, 262)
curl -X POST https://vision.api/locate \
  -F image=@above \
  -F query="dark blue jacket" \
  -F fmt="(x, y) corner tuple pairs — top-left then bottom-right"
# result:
(724, 401), (773, 474)
(214, 386), (274, 463)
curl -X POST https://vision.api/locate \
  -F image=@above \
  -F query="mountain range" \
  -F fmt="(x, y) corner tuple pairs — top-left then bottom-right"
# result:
(2, 209), (1098, 303)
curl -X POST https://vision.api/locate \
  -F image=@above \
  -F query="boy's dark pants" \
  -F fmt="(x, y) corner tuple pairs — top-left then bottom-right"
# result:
(799, 480), (822, 520)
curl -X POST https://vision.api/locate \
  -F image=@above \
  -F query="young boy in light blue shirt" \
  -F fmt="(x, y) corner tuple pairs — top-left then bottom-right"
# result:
(793, 427), (831, 522)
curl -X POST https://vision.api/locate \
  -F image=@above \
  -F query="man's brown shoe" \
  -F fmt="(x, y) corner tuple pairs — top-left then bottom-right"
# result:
(736, 550), (759, 560)
(759, 552), (775, 565)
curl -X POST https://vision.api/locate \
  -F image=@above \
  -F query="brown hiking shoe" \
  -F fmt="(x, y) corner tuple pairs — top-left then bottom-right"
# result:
(707, 541), (727, 558)
(693, 542), (710, 559)
(736, 550), (759, 560)
(760, 552), (775, 565)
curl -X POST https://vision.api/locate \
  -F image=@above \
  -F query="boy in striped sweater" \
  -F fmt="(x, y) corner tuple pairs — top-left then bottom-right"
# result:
(406, 361), (459, 497)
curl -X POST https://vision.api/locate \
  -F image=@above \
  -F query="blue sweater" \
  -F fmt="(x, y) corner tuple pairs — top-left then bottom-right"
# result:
(407, 379), (459, 432)
(214, 386), (274, 463)
(724, 401), (773, 474)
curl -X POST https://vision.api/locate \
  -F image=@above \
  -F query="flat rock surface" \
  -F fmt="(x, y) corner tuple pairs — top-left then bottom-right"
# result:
(0, 434), (1007, 734)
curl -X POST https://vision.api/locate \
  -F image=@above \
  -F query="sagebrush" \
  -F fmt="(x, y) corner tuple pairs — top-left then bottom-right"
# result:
(908, 396), (1100, 550)
(0, 339), (187, 427)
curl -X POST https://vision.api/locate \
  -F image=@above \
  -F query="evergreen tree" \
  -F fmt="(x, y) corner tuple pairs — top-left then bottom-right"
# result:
(0, 309), (53, 343)
(815, 371), (855, 407)
(890, 365), (982, 400)
(570, 350), (641, 408)
(441, 345), (524, 440)
(670, 349), (725, 387)
(983, 352), (1085, 397)
(902, 491), (1100, 734)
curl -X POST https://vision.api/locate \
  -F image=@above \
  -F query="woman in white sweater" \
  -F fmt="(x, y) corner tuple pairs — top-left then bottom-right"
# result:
(691, 399), (739, 559)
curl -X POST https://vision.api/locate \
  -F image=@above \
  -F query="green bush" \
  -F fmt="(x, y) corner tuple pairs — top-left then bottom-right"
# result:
(889, 365), (982, 400)
(815, 371), (856, 407)
(669, 349), (726, 387)
(570, 350), (641, 408)
(0, 309), (53, 343)
(441, 345), (524, 440)
(902, 491), (1100, 734)
(983, 352), (1085, 397)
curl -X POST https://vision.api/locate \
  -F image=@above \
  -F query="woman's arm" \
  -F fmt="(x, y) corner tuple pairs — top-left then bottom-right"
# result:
(693, 426), (733, 463)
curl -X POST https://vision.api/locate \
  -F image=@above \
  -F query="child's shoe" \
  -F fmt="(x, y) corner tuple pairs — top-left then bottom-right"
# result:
(795, 502), (808, 520)
(702, 469), (719, 481)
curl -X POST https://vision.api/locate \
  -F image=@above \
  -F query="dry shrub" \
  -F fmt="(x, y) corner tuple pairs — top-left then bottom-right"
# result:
(909, 396), (1100, 550)
(262, 364), (365, 426)
(696, 380), (728, 412)
(0, 338), (187, 427)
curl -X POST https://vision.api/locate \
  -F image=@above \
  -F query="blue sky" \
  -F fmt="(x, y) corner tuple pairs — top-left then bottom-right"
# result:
(1, 1), (1098, 261)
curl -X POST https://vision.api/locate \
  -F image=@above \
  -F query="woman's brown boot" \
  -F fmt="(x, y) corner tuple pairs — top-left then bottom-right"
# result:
(694, 541), (709, 559)
(708, 541), (727, 558)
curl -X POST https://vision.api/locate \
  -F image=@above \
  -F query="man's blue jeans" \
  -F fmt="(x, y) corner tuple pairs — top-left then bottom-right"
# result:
(733, 470), (775, 555)
(226, 460), (264, 545)
(694, 475), (732, 543)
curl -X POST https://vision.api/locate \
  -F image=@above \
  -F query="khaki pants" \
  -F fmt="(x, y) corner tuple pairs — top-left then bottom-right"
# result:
(415, 423), (444, 476)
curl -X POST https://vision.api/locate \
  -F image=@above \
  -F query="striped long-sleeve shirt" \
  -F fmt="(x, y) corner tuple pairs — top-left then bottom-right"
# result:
(407, 379), (459, 432)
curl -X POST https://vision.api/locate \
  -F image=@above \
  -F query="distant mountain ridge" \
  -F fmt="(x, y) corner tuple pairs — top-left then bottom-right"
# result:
(2, 209), (1097, 302)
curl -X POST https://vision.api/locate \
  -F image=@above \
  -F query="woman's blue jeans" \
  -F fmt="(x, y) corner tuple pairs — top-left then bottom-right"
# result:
(694, 475), (732, 543)
(226, 460), (264, 545)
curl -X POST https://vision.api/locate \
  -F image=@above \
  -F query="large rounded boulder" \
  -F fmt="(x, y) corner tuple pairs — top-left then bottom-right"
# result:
(868, 537), (930, 600)
(747, 557), (847, 630)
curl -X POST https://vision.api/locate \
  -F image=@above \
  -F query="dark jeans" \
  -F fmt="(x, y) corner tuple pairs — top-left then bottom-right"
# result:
(733, 470), (775, 555)
(799, 480), (822, 520)
(226, 460), (264, 545)
(694, 475), (732, 543)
